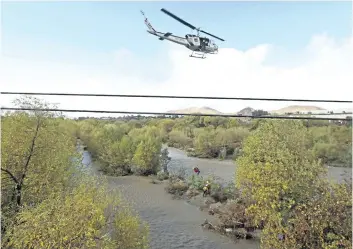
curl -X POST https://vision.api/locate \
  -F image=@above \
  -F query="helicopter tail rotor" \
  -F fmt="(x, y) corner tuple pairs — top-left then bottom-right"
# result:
(141, 10), (157, 33)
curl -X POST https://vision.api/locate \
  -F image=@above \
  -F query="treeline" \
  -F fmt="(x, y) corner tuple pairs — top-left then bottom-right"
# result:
(166, 117), (352, 166)
(162, 116), (352, 166)
(77, 115), (351, 167)
(1, 97), (149, 249)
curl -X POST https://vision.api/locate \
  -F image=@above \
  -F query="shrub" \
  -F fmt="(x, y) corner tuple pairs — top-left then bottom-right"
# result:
(165, 180), (189, 196)
(156, 171), (169, 181)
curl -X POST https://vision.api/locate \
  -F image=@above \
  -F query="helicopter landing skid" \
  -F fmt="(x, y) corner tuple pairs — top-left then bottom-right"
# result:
(189, 51), (206, 59)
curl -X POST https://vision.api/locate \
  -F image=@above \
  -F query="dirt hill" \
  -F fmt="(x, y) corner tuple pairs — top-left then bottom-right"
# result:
(272, 105), (326, 114)
(167, 105), (328, 116)
(167, 106), (223, 115)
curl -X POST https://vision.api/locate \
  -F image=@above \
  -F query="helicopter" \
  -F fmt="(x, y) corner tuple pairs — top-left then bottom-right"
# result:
(141, 8), (225, 59)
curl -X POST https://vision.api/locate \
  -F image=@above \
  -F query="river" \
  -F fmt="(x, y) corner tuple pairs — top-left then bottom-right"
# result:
(167, 147), (352, 184)
(81, 146), (351, 249)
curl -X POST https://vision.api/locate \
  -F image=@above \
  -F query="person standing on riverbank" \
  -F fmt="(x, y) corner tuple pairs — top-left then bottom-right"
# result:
(203, 181), (211, 197)
(193, 166), (200, 175)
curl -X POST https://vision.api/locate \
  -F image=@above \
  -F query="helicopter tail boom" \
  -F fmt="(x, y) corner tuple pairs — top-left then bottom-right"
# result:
(147, 31), (189, 46)
(141, 10), (157, 33)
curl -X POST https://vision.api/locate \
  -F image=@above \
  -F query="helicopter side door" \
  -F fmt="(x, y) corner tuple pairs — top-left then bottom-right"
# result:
(200, 38), (210, 48)
(186, 35), (200, 47)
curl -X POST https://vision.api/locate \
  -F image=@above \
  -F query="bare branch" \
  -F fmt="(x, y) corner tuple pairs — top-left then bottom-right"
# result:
(1, 168), (19, 185)
(20, 117), (41, 183)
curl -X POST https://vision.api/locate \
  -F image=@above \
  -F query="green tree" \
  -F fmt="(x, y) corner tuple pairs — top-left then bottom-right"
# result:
(132, 136), (162, 175)
(194, 129), (218, 158)
(236, 120), (352, 248)
(235, 120), (333, 248)
(167, 129), (193, 149)
(1, 97), (79, 232)
(2, 96), (150, 248)
(4, 176), (149, 249)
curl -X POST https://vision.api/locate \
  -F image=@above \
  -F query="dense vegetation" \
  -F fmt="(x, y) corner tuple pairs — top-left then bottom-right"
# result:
(164, 120), (352, 248)
(1, 97), (149, 249)
(236, 120), (352, 248)
(77, 120), (164, 176)
(78, 115), (351, 170)
(75, 111), (351, 248)
(2, 96), (351, 249)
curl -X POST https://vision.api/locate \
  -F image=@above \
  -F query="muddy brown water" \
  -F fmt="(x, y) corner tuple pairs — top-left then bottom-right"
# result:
(82, 149), (260, 249)
(81, 146), (351, 249)
(166, 147), (352, 184)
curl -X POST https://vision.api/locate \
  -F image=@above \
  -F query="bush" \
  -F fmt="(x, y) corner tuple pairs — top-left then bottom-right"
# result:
(168, 166), (188, 181)
(156, 171), (169, 181)
(217, 200), (252, 230)
(211, 183), (239, 203)
(188, 174), (205, 190)
(167, 130), (193, 149)
(5, 178), (149, 249)
(165, 180), (189, 196)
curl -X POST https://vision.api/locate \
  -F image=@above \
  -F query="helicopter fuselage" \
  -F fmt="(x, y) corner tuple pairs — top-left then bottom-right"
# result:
(147, 30), (218, 54)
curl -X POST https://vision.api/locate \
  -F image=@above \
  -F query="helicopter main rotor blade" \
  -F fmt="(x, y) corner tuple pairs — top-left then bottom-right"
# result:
(200, 30), (225, 42)
(161, 8), (196, 30)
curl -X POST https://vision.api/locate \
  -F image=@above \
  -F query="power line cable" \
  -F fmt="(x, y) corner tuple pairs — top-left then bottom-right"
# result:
(1, 92), (352, 103)
(1, 107), (351, 121)
(289, 112), (351, 116)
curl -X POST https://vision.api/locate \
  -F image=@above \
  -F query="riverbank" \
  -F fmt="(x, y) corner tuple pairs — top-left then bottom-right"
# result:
(80, 144), (260, 249)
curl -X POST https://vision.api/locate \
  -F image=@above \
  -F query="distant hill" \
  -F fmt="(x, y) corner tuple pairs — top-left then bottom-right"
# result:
(272, 105), (326, 114)
(237, 107), (255, 116)
(167, 106), (223, 115)
(166, 105), (329, 116)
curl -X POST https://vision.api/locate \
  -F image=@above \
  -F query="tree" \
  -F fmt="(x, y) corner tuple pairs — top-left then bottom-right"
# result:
(1, 97), (79, 231)
(252, 109), (269, 117)
(194, 129), (218, 158)
(2, 96), (150, 248)
(235, 120), (338, 248)
(132, 136), (162, 175)
(4, 176), (149, 249)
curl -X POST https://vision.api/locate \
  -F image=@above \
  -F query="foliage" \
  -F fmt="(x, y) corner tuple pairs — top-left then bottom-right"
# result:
(167, 129), (193, 149)
(156, 171), (169, 181)
(235, 119), (352, 248)
(252, 109), (269, 117)
(4, 176), (149, 249)
(132, 135), (162, 175)
(310, 126), (352, 167)
(1, 96), (149, 249)
(261, 180), (352, 249)
(79, 113), (351, 167)
(77, 120), (163, 176)
(74, 111), (352, 247)
(1, 97), (79, 235)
